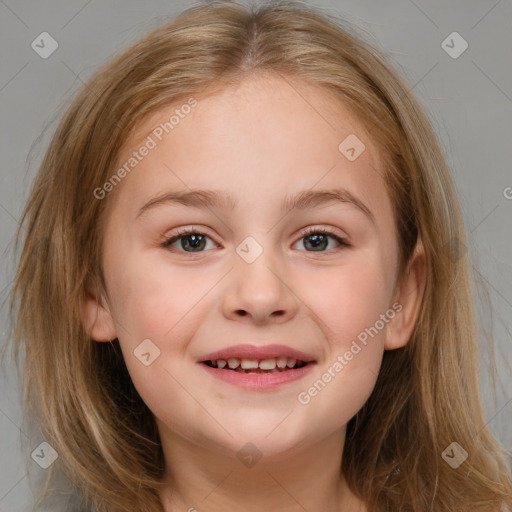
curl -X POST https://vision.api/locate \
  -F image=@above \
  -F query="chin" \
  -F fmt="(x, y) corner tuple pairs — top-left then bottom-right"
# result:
(218, 418), (316, 461)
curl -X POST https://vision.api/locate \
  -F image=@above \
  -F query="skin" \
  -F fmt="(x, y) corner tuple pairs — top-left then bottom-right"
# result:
(81, 73), (426, 512)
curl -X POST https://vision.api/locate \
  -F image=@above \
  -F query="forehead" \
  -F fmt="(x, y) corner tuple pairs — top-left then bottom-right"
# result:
(108, 73), (388, 219)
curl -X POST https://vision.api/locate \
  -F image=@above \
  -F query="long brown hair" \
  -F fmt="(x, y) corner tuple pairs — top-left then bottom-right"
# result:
(7, 1), (512, 510)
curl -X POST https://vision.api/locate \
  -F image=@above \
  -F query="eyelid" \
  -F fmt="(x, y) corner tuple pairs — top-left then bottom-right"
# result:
(295, 225), (350, 249)
(299, 225), (347, 239)
(161, 225), (218, 247)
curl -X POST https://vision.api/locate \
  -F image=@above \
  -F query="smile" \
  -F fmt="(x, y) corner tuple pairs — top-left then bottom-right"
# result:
(197, 344), (316, 390)
(203, 357), (308, 373)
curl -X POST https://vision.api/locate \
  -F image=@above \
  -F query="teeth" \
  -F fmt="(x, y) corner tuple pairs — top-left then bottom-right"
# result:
(276, 357), (288, 369)
(259, 358), (277, 370)
(241, 358), (259, 370)
(209, 357), (308, 371)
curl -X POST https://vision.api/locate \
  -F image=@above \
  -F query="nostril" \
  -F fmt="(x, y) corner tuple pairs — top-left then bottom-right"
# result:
(236, 310), (247, 316)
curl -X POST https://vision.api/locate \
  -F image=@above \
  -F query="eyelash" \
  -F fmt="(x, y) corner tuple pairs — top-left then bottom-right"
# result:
(297, 227), (350, 250)
(161, 226), (350, 254)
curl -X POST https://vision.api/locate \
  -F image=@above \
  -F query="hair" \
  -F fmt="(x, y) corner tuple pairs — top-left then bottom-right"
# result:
(6, 0), (512, 511)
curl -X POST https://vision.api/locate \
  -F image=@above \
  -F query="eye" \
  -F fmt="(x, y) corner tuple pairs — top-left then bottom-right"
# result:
(293, 227), (350, 252)
(162, 227), (217, 253)
(161, 226), (349, 254)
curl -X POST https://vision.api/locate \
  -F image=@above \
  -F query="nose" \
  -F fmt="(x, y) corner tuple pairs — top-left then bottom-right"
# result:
(221, 248), (299, 326)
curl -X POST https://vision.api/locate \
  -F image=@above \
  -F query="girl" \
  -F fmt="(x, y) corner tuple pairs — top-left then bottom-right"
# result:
(7, 1), (512, 511)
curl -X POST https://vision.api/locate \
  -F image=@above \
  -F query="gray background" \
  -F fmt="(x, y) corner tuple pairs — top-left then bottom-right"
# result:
(1, 0), (511, 510)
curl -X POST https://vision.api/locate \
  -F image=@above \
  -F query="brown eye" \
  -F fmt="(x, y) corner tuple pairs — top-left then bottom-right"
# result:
(162, 229), (216, 253)
(294, 228), (349, 252)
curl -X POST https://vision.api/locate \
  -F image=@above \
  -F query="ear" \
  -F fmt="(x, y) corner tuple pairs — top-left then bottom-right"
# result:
(80, 274), (117, 342)
(384, 238), (427, 350)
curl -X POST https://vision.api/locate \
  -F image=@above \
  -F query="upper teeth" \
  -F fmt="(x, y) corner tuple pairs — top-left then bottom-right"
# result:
(218, 357), (300, 370)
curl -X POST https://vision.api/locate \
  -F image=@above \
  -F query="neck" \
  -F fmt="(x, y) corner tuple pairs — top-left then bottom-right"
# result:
(158, 425), (365, 512)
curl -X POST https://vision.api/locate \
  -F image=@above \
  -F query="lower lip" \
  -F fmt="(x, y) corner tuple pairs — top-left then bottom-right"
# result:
(198, 363), (315, 390)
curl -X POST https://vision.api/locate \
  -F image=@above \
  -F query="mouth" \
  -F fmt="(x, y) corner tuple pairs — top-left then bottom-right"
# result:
(197, 344), (316, 388)
(202, 357), (310, 374)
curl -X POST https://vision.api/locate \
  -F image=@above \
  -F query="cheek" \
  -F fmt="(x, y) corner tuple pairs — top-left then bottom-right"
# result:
(295, 268), (389, 431)
(103, 251), (220, 406)
(106, 249), (217, 341)
(299, 257), (394, 404)
(301, 253), (394, 347)
(288, 255), (394, 428)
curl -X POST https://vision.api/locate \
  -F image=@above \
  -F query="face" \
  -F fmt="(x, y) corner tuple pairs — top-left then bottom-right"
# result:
(83, 74), (421, 463)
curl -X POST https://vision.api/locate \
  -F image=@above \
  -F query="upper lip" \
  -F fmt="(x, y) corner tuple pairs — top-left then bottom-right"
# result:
(198, 344), (316, 363)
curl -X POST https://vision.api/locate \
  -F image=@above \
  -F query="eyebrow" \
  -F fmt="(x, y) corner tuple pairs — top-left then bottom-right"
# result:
(136, 188), (374, 224)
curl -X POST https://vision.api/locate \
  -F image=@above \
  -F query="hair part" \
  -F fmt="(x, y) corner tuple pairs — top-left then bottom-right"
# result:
(7, 1), (512, 511)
